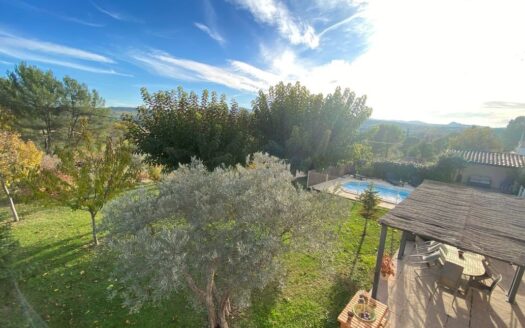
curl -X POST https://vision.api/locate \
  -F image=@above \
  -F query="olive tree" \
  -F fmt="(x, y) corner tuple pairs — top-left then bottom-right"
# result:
(101, 153), (346, 328)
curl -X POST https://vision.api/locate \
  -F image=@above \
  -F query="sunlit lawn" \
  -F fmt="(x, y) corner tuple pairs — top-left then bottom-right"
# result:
(1, 199), (399, 327)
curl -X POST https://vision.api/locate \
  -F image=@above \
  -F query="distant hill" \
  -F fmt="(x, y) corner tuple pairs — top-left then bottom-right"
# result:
(360, 119), (476, 138)
(109, 107), (136, 118)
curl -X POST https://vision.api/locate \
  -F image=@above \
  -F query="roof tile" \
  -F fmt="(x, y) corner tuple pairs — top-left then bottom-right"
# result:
(451, 150), (525, 168)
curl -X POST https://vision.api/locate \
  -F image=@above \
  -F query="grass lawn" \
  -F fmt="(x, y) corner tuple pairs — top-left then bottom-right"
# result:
(1, 199), (399, 327)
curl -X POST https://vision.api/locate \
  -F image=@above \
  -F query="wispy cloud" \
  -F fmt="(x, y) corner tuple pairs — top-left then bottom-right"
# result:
(0, 59), (14, 65)
(318, 13), (362, 38)
(0, 47), (131, 76)
(133, 51), (272, 92)
(7, 0), (104, 27)
(0, 30), (114, 63)
(0, 30), (130, 76)
(229, 0), (319, 48)
(133, 48), (355, 95)
(91, 2), (141, 23)
(195, 0), (226, 45)
(60, 16), (105, 28)
(194, 23), (225, 45)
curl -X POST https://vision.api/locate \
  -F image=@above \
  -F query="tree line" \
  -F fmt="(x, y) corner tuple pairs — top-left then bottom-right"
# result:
(358, 120), (525, 163)
(125, 82), (373, 173)
(0, 63), (110, 154)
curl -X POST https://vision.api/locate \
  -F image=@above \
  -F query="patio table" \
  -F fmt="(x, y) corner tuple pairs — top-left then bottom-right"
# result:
(337, 290), (389, 328)
(441, 244), (486, 277)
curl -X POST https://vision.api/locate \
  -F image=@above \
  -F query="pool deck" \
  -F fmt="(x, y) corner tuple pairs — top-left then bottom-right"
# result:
(310, 176), (414, 209)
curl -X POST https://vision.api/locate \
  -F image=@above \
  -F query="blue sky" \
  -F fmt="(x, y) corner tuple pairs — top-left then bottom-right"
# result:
(1, 0), (525, 126)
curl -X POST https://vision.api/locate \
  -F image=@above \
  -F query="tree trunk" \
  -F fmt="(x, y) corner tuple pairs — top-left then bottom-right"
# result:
(218, 296), (231, 328)
(185, 274), (217, 328)
(90, 211), (99, 245)
(2, 181), (19, 222)
(2, 180), (20, 222)
(205, 295), (218, 328)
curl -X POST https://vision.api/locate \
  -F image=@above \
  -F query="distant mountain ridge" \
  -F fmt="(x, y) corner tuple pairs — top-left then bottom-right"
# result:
(109, 106), (136, 117)
(359, 119), (483, 138)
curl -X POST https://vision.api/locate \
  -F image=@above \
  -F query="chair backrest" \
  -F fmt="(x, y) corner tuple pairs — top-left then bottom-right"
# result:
(427, 243), (443, 253)
(439, 262), (464, 289)
(422, 250), (441, 262)
(489, 274), (502, 294)
(484, 263), (494, 277)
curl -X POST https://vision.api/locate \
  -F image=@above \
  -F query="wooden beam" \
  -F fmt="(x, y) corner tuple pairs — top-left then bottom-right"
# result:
(507, 265), (524, 304)
(372, 224), (388, 299)
(398, 230), (408, 260)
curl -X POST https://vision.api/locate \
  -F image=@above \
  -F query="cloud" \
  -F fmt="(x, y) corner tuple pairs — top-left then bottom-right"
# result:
(60, 16), (105, 28)
(0, 30), (114, 63)
(194, 23), (225, 45)
(91, 2), (141, 23)
(483, 101), (525, 109)
(195, 0), (226, 45)
(0, 30), (130, 76)
(318, 13), (362, 38)
(0, 59), (14, 65)
(229, 0), (319, 48)
(133, 51), (273, 92)
(132, 48), (355, 95)
(7, 0), (104, 27)
(0, 47), (131, 76)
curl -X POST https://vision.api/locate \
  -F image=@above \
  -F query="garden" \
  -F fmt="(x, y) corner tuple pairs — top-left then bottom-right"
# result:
(1, 195), (398, 327)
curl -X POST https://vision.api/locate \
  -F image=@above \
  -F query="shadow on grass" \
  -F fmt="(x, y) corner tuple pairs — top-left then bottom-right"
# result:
(348, 231), (366, 278)
(0, 198), (47, 222)
(14, 233), (90, 277)
(323, 274), (359, 328)
(236, 280), (281, 328)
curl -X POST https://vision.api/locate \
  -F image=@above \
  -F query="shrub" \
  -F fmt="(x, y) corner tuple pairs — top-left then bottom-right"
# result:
(368, 155), (465, 186)
(146, 164), (163, 182)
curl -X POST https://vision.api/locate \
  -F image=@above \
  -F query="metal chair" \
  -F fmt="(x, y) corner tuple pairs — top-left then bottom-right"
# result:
(473, 260), (494, 281)
(434, 261), (465, 305)
(415, 236), (442, 255)
(467, 274), (502, 303)
(412, 249), (445, 280)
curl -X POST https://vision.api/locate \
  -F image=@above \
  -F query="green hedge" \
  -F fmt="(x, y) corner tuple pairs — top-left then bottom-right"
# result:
(360, 155), (466, 186)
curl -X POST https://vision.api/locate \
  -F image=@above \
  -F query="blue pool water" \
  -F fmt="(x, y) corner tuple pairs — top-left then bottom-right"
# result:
(342, 181), (412, 204)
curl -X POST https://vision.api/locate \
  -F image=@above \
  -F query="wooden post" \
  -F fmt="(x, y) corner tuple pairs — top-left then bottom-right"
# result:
(507, 265), (524, 303)
(372, 224), (388, 299)
(306, 170), (311, 188)
(397, 230), (408, 260)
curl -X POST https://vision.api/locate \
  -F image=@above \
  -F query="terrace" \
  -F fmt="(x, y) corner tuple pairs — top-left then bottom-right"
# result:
(370, 181), (525, 327)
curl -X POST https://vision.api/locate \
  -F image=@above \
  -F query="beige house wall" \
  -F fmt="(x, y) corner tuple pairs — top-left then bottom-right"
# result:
(460, 164), (516, 189)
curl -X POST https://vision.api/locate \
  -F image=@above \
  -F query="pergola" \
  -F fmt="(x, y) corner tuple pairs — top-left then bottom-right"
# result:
(371, 180), (525, 304)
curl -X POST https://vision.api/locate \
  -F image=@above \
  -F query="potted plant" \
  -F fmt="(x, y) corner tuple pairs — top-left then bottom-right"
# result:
(380, 255), (395, 279)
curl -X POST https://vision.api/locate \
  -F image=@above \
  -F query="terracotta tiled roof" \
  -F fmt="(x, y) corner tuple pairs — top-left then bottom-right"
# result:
(451, 149), (525, 168)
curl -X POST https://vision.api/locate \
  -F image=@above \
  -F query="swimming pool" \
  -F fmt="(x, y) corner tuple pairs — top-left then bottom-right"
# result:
(342, 181), (412, 204)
